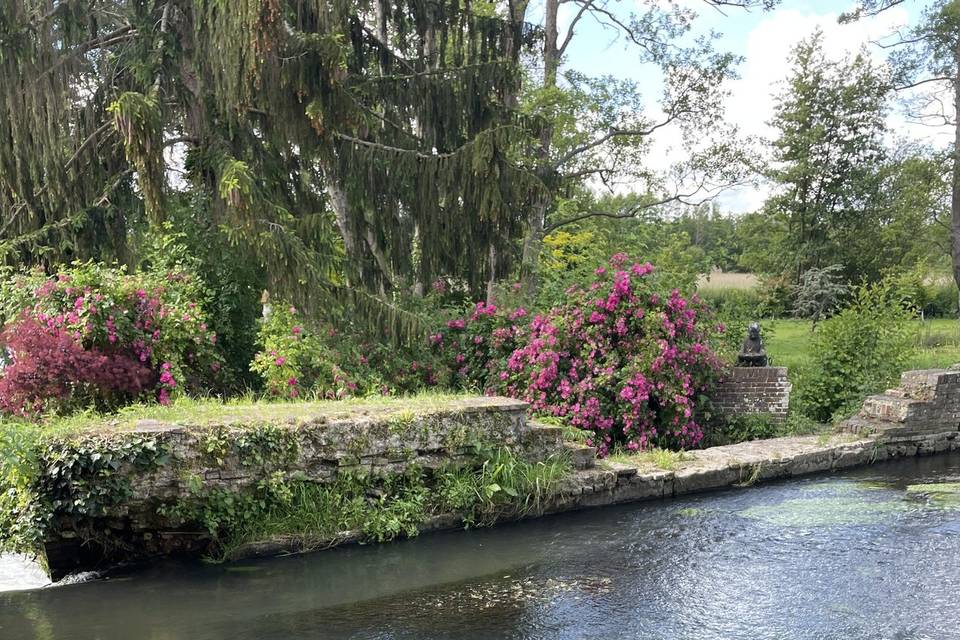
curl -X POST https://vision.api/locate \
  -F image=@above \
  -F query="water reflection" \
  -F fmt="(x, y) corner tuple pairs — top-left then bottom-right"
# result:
(2, 454), (960, 639)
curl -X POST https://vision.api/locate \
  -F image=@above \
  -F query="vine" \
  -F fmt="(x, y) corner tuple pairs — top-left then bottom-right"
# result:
(0, 429), (172, 555)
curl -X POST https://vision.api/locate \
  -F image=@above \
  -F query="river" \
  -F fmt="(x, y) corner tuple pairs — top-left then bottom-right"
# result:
(2, 453), (960, 639)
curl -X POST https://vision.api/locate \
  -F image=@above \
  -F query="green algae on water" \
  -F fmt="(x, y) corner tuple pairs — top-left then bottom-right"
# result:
(738, 496), (911, 527)
(905, 482), (960, 508)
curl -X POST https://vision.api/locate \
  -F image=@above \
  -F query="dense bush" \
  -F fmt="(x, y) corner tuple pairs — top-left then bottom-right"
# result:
(0, 261), (221, 415)
(703, 413), (779, 447)
(924, 282), (959, 318)
(435, 254), (725, 454)
(251, 303), (443, 399)
(793, 279), (912, 423)
(151, 211), (267, 391)
(0, 316), (154, 416)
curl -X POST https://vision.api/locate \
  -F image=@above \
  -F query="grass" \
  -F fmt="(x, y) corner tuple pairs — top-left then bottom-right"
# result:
(213, 448), (572, 559)
(696, 270), (759, 290)
(763, 318), (960, 371)
(608, 447), (691, 471)
(1, 390), (480, 436)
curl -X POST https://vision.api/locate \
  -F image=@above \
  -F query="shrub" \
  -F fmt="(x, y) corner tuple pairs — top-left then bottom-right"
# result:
(0, 316), (154, 416)
(0, 260), (221, 416)
(794, 279), (912, 423)
(250, 303), (442, 399)
(923, 282), (958, 318)
(436, 254), (725, 455)
(697, 287), (765, 318)
(793, 264), (849, 326)
(704, 413), (779, 447)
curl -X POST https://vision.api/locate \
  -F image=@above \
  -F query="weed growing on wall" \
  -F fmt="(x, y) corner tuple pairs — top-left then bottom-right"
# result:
(157, 447), (570, 561)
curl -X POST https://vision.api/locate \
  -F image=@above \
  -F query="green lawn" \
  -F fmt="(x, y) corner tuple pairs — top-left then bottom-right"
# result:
(763, 318), (960, 372)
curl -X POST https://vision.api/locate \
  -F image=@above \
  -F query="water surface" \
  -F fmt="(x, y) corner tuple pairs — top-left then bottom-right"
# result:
(3, 454), (960, 639)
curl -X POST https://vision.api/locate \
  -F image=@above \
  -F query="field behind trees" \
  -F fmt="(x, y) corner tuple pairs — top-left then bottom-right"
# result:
(765, 318), (960, 371)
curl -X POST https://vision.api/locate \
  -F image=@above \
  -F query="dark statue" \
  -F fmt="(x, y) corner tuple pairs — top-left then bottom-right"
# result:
(737, 322), (768, 367)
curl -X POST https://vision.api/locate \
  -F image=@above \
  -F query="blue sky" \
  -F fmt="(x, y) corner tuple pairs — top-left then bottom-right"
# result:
(544, 0), (946, 213)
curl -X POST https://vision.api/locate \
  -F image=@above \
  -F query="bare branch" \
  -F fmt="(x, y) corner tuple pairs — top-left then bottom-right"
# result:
(65, 121), (115, 170)
(558, 0), (595, 58)
(895, 76), (953, 91)
(554, 116), (680, 168)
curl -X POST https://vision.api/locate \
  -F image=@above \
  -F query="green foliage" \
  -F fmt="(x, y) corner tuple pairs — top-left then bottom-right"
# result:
(0, 425), (172, 555)
(250, 300), (444, 399)
(107, 92), (165, 221)
(155, 197), (267, 390)
(794, 279), (913, 423)
(793, 265), (849, 325)
(0, 254), (223, 412)
(232, 424), (300, 469)
(698, 287), (766, 318)
(764, 31), (890, 282)
(161, 446), (570, 559)
(705, 413), (779, 447)
(533, 196), (715, 311)
(435, 448), (570, 526)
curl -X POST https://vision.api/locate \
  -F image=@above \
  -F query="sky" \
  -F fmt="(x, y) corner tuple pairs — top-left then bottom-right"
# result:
(553, 0), (952, 213)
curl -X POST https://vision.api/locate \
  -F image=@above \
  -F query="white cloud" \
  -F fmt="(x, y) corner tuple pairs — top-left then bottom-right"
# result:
(726, 6), (910, 146)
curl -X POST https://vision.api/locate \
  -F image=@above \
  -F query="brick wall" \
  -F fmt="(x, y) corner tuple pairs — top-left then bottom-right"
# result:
(713, 366), (791, 423)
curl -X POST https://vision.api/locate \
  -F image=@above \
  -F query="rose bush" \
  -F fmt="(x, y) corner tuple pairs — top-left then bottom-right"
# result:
(251, 303), (444, 399)
(0, 261), (221, 416)
(435, 254), (725, 454)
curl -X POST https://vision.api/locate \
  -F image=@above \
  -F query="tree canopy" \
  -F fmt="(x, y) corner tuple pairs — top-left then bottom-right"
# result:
(0, 1), (545, 331)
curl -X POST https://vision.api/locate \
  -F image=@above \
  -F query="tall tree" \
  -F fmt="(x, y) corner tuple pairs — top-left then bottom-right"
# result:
(0, 1), (541, 335)
(764, 31), (889, 282)
(505, 0), (772, 297)
(843, 0), (960, 290)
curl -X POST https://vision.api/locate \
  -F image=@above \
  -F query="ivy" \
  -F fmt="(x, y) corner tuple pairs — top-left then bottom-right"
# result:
(0, 428), (172, 555)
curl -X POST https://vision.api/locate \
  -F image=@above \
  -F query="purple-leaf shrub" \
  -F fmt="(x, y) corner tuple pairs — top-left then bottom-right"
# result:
(0, 315), (154, 416)
(436, 254), (724, 455)
(0, 262), (222, 415)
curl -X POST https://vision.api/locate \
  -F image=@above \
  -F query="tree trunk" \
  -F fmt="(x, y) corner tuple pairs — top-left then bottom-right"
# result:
(520, 196), (548, 296)
(519, 0), (559, 299)
(952, 48), (960, 305)
(486, 241), (497, 303)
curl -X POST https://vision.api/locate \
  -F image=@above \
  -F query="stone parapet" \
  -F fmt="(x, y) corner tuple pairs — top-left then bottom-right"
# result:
(840, 368), (960, 437)
(33, 397), (538, 579)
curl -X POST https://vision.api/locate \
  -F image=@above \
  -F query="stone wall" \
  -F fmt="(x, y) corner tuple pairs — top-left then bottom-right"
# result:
(34, 397), (543, 579)
(712, 367), (791, 422)
(840, 368), (960, 437)
(28, 372), (960, 581)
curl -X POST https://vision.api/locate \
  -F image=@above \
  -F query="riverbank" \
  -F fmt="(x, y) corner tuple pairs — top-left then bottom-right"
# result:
(5, 452), (960, 638)
(4, 368), (959, 581)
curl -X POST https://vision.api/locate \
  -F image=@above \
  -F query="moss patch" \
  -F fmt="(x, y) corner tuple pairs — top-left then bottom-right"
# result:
(905, 482), (960, 508)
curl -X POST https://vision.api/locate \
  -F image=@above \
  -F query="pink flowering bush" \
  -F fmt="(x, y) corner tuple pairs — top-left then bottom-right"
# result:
(251, 303), (443, 399)
(0, 261), (222, 415)
(435, 254), (725, 454)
